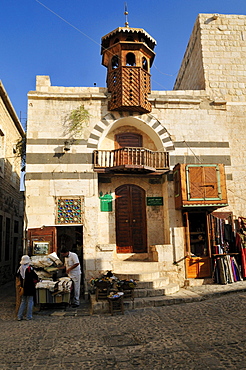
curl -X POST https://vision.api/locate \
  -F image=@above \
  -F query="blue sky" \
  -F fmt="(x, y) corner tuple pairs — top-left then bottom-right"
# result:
(1, 0), (245, 129)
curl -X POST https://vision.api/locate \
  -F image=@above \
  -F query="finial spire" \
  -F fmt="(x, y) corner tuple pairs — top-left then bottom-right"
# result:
(124, 2), (129, 27)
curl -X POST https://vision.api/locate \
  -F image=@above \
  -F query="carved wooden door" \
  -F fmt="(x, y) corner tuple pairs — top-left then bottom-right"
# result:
(115, 184), (147, 253)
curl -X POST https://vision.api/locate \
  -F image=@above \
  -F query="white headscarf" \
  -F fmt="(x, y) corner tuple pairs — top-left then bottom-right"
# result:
(19, 255), (31, 279)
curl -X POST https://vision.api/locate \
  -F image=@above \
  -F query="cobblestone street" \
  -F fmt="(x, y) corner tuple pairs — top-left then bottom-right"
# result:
(0, 282), (246, 369)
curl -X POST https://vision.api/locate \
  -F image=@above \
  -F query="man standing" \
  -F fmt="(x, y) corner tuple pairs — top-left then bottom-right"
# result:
(60, 247), (81, 308)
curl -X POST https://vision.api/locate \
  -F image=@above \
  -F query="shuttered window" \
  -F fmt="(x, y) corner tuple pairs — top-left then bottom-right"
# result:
(186, 165), (221, 201)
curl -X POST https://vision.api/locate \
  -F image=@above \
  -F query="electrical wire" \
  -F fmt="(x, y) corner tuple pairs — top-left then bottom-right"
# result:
(153, 62), (178, 77)
(35, 0), (101, 48)
(182, 140), (202, 163)
(35, 0), (178, 80)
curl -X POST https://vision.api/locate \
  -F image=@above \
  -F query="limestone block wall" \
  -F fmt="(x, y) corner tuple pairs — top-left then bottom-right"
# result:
(174, 14), (246, 102)
(0, 82), (25, 283)
(223, 103), (246, 216)
(26, 76), (108, 230)
(151, 93), (243, 214)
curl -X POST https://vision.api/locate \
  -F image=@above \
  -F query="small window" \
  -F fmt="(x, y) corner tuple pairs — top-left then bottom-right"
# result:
(142, 57), (148, 71)
(126, 53), (136, 66)
(111, 55), (119, 69)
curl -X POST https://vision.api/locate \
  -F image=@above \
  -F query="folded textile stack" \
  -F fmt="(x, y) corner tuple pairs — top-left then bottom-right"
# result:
(31, 255), (54, 268)
(36, 277), (72, 294)
(58, 277), (73, 293)
(31, 252), (63, 279)
(36, 280), (58, 291)
(48, 252), (63, 266)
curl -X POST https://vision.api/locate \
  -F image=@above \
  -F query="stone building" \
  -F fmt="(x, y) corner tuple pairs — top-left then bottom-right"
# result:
(0, 81), (25, 284)
(25, 13), (246, 296)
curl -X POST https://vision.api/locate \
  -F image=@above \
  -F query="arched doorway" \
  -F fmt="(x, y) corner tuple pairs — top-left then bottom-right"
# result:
(115, 184), (147, 253)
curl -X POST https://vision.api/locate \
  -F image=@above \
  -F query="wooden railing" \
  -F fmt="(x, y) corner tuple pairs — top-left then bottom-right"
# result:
(94, 147), (169, 170)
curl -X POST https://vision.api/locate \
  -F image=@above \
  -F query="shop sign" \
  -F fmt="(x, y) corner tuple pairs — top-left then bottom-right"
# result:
(147, 197), (163, 206)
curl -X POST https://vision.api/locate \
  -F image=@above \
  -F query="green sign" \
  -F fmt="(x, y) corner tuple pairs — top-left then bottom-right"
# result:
(100, 193), (113, 212)
(147, 197), (163, 206)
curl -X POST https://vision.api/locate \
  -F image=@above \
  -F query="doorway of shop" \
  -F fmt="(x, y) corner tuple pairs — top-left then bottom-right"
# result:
(183, 211), (211, 278)
(56, 226), (84, 296)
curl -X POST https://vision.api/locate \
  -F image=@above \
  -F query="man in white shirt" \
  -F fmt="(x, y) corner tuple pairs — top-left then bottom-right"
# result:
(60, 247), (81, 307)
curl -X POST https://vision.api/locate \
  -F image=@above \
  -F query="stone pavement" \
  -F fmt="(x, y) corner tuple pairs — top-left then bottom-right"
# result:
(2, 280), (246, 319)
(0, 281), (246, 369)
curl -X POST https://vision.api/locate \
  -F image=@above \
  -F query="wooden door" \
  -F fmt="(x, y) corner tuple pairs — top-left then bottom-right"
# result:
(115, 133), (142, 166)
(27, 227), (57, 255)
(115, 133), (142, 149)
(115, 184), (147, 253)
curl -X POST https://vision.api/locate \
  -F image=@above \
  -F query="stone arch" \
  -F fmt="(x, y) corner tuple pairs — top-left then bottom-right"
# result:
(87, 112), (174, 151)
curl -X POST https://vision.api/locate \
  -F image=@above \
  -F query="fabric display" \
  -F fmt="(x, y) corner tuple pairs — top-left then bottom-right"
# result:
(36, 277), (72, 292)
(57, 277), (73, 293)
(213, 255), (242, 284)
(210, 213), (235, 254)
(35, 277), (72, 305)
(36, 280), (58, 291)
(30, 252), (72, 305)
(235, 217), (246, 279)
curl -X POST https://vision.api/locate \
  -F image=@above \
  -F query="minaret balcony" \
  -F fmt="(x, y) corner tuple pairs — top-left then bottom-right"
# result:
(93, 147), (169, 173)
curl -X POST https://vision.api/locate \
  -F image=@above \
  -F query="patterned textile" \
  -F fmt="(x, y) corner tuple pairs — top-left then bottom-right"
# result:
(236, 232), (246, 279)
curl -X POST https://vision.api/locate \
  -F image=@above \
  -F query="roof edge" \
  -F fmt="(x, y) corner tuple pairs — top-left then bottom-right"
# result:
(101, 27), (157, 45)
(0, 81), (25, 136)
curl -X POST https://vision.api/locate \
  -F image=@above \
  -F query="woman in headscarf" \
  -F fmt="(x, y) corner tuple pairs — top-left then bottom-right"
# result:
(16, 255), (38, 321)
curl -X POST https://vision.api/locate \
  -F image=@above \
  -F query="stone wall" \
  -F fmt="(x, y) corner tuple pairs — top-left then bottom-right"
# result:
(174, 14), (246, 102)
(0, 82), (24, 284)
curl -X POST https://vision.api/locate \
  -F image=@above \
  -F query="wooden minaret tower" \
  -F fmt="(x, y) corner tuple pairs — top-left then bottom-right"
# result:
(101, 7), (156, 113)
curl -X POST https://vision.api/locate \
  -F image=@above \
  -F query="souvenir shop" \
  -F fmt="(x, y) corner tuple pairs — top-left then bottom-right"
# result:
(185, 210), (246, 284)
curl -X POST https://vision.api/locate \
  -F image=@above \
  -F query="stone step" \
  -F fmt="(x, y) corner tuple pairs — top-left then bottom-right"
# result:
(90, 284), (193, 314)
(135, 283), (179, 298)
(114, 271), (160, 281)
(136, 277), (170, 289)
